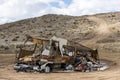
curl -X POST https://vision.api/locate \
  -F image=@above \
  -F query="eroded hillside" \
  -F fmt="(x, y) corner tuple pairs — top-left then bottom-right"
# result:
(0, 12), (120, 52)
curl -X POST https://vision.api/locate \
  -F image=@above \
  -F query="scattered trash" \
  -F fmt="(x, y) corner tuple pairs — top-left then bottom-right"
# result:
(13, 35), (106, 73)
(99, 65), (109, 71)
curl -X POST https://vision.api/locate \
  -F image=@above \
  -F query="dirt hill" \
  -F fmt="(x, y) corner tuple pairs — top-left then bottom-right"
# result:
(0, 12), (120, 52)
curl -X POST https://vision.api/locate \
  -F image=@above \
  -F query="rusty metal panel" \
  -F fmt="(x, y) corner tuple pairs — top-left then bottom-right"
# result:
(18, 49), (34, 59)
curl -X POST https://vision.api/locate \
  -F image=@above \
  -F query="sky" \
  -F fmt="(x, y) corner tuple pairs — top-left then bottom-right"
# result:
(0, 0), (120, 24)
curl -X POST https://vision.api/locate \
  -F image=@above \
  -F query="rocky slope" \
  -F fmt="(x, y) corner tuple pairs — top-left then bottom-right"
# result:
(0, 12), (120, 52)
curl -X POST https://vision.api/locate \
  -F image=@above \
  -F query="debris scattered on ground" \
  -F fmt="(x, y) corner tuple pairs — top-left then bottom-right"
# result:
(14, 35), (106, 73)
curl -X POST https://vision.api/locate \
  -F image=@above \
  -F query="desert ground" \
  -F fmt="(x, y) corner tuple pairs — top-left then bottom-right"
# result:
(0, 52), (119, 80)
(0, 12), (120, 80)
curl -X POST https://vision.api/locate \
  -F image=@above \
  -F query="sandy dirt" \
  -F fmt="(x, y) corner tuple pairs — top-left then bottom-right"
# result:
(0, 52), (120, 80)
(80, 16), (112, 47)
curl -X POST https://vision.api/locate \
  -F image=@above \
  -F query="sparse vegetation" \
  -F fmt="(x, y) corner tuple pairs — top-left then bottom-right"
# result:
(0, 12), (119, 52)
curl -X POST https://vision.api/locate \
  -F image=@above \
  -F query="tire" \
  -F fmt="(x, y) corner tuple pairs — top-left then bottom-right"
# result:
(45, 66), (50, 73)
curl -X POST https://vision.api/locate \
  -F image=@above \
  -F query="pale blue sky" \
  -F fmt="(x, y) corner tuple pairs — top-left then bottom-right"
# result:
(51, 0), (71, 8)
(0, 0), (120, 24)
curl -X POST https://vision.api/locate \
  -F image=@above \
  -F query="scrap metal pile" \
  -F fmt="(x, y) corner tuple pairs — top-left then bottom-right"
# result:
(14, 36), (104, 73)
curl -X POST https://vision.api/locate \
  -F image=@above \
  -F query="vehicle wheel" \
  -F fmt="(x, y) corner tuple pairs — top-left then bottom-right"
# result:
(45, 66), (50, 73)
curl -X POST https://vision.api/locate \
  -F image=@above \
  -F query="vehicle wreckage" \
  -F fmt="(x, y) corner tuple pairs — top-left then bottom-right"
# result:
(14, 35), (104, 73)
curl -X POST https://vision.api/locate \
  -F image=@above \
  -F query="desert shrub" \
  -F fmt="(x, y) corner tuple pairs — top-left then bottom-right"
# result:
(12, 38), (18, 41)
(4, 46), (9, 50)
(0, 45), (5, 48)
(15, 36), (20, 38)
(0, 45), (9, 50)
(5, 39), (8, 42)
(20, 31), (23, 33)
